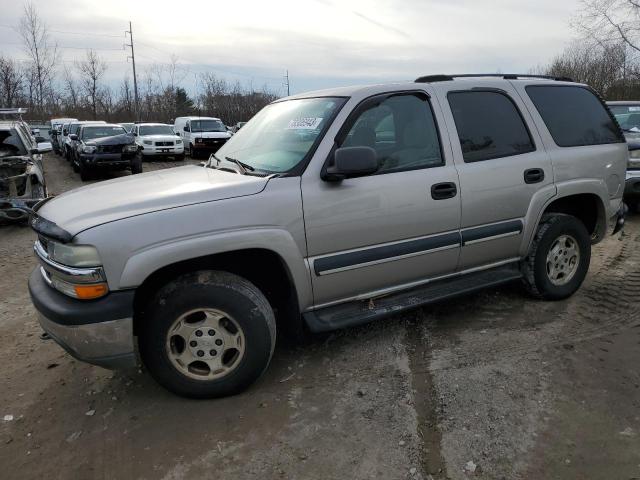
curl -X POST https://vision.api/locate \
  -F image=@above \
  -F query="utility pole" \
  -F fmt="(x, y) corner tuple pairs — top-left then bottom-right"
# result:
(125, 21), (140, 121)
(284, 70), (290, 96)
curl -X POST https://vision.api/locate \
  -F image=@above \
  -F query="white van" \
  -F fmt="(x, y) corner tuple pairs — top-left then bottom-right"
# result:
(174, 116), (231, 159)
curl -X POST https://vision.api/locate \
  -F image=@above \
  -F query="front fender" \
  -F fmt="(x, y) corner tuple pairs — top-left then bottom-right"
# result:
(117, 228), (312, 309)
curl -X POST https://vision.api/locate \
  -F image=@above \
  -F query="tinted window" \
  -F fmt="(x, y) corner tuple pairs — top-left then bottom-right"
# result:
(448, 91), (535, 162)
(0, 129), (27, 157)
(139, 125), (175, 136)
(527, 86), (623, 147)
(341, 94), (443, 174)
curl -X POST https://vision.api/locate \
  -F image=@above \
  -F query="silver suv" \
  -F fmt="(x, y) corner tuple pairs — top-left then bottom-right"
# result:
(28, 74), (627, 398)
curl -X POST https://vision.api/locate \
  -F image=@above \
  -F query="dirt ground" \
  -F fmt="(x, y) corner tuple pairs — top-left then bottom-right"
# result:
(1, 153), (639, 480)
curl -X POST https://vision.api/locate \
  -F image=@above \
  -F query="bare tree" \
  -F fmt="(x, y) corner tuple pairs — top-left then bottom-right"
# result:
(76, 49), (107, 119)
(18, 1), (57, 115)
(0, 56), (23, 107)
(574, 1), (640, 51)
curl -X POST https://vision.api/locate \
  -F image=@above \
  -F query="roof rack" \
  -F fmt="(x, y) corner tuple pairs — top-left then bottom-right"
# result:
(0, 107), (27, 115)
(414, 74), (574, 83)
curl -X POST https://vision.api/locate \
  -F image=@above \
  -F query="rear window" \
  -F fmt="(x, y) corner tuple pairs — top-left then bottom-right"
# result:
(526, 86), (623, 147)
(448, 90), (535, 162)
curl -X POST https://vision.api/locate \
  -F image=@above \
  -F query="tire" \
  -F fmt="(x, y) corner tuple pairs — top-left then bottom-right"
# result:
(189, 144), (199, 159)
(131, 153), (143, 174)
(626, 200), (640, 214)
(72, 158), (79, 173)
(79, 161), (92, 181)
(175, 153), (185, 161)
(139, 270), (276, 398)
(522, 213), (591, 300)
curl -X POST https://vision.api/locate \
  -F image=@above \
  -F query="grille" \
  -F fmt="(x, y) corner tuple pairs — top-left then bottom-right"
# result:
(98, 144), (123, 154)
(203, 138), (226, 146)
(155, 141), (174, 146)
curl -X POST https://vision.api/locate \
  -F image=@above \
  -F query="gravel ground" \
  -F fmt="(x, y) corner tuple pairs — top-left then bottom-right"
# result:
(0, 153), (639, 479)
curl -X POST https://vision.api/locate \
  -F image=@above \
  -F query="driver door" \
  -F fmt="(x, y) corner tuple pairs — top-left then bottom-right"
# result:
(302, 91), (462, 306)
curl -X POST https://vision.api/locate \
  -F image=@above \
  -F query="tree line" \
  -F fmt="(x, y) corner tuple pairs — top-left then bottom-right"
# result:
(0, 3), (278, 124)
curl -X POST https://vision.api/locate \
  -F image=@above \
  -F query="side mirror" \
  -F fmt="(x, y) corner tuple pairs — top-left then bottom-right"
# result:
(183, 125), (190, 132)
(323, 146), (378, 181)
(63, 129), (68, 136)
(69, 134), (78, 141)
(35, 136), (46, 143)
(132, 132), (137, 136)
(30, 142), (53, 154)
(175, 132), (180, 136)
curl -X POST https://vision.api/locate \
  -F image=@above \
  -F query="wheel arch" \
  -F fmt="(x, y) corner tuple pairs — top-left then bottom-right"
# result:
(131, 248), (304, 338)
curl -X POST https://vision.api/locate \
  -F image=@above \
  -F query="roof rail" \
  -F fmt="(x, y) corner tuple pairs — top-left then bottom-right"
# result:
(0, 107), (28, 115)
(415, 74), (574, 83)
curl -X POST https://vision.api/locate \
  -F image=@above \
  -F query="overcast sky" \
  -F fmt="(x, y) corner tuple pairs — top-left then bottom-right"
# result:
(0, 0), (582, 96)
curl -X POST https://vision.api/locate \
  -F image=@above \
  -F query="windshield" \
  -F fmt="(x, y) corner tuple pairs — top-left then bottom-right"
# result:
(69, 123), (81, 135)
(82, 126), (126, 141)
(610, 105), (640, 131)
(191, 119), (226, 132)
(140, 125), (175, 136)
(0, 129), (27, 157)
(120, 123), (134, 132)
(214, 97), (345, 173)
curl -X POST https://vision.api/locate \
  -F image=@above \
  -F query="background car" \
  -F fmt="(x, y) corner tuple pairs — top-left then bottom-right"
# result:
(130, 123), (184, 161)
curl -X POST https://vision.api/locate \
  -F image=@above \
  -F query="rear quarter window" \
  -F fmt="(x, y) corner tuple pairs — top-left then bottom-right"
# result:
(526, 85), (624, 147)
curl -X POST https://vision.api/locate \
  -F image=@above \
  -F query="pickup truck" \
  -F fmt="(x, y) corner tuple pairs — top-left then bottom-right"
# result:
(28, 74), (627, 398)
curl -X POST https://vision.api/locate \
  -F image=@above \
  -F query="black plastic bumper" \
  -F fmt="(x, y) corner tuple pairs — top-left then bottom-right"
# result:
(28, 268), (134, 326)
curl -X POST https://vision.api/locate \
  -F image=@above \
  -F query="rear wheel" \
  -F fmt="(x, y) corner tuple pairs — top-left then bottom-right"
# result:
(139, 270), (276, 398)
(522, 213), (591, 300)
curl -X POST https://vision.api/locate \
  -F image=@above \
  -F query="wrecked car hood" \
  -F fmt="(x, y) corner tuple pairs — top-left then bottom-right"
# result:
(86, 134), (135, 146)
(37, 166), (269, 236)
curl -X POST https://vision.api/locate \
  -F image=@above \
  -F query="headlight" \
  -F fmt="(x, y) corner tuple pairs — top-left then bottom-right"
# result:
(82, 145), (96, 154)
(629, 149), (640, 169)
(176, 139), (183, 144)
(143, 140), (152, 145)
(36, 240), (108, 300)
(48, 242), (102, 267)
(123, 144), (138, 153)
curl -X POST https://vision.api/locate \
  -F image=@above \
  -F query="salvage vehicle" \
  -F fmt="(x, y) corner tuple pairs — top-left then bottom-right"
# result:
(28, 74), (626, 398)
(130, 123), (184, 161)
(0, 113), (51, 224)
(70, 124), (140, 180)
(608, 101), (640, 211)
(174, 116), (231, 159)
(49, 118), (77, 155)
(65, 120), (106, 162)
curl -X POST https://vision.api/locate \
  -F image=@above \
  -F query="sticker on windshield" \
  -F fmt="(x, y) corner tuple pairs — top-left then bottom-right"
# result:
(630, 107), (640, 112)
(287, 117), (323, 130)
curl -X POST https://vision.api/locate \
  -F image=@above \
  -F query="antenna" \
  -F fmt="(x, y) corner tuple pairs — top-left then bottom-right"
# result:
(284, 70), (290, 96)
(125, 22), (140, 121)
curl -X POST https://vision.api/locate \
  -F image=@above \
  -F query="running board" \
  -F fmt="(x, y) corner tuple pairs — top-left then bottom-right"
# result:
(303, 264), (522, 332)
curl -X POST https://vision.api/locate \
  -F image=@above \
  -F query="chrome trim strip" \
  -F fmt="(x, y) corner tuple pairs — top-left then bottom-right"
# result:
(34, 240), (106, 284)
(317, 243), (459, 276)
(463, 230), (521, 245)
(307, 257), (521, 311)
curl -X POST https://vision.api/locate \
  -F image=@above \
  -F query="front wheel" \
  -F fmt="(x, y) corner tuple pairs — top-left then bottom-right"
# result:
(522, 213), (591, 300)
(131, 153), (143, 174)
(79, 161), (92, 181)
(139, 270), (276, 398)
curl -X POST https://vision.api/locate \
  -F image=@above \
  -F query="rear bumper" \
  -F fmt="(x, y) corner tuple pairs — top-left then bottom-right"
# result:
(28, 268), (137, 369)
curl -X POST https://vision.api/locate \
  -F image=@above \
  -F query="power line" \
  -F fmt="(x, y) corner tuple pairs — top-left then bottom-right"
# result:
(125, 21), (140, 121)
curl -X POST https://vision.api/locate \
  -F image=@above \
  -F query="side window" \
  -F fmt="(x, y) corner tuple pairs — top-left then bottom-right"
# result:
(526, 85), (624, 147)
(340, 94), (443, 174)
(448, 91), (535, 163)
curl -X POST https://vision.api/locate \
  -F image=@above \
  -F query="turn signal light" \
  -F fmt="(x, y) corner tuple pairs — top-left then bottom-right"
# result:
(74, 283), (109, 300)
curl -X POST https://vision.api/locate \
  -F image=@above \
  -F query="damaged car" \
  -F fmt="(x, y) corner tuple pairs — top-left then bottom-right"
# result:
(0, 118), (51, 224)
(70, 124), (141, 180)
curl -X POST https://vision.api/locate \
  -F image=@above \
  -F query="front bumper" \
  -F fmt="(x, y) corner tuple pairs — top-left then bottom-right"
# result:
(28, 268), (137, 369)
(80, 153), (135, 169)
(141, 144), (184, 156)
(192, 139), (228, 151)
(625, 170), (640, 198)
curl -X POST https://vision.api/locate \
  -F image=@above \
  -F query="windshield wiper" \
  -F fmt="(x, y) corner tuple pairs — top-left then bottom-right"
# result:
(225, 156), (255, 174)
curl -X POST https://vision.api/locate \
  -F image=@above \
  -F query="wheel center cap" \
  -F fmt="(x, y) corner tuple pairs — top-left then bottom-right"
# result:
(188, 329), (224, 360)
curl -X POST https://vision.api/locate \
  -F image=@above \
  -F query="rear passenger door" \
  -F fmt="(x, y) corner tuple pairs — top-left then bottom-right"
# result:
(436, 83), (555, 269)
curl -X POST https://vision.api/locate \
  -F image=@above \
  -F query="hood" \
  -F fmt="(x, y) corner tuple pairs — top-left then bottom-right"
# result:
(192, 131), (231, 139)
(37, 166), (269, 236)
(86, 134), (135, 146)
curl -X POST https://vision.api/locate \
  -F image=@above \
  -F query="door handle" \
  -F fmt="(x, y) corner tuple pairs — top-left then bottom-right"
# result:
(431, 182), (457, 200)
(524, 168), (544, 184)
